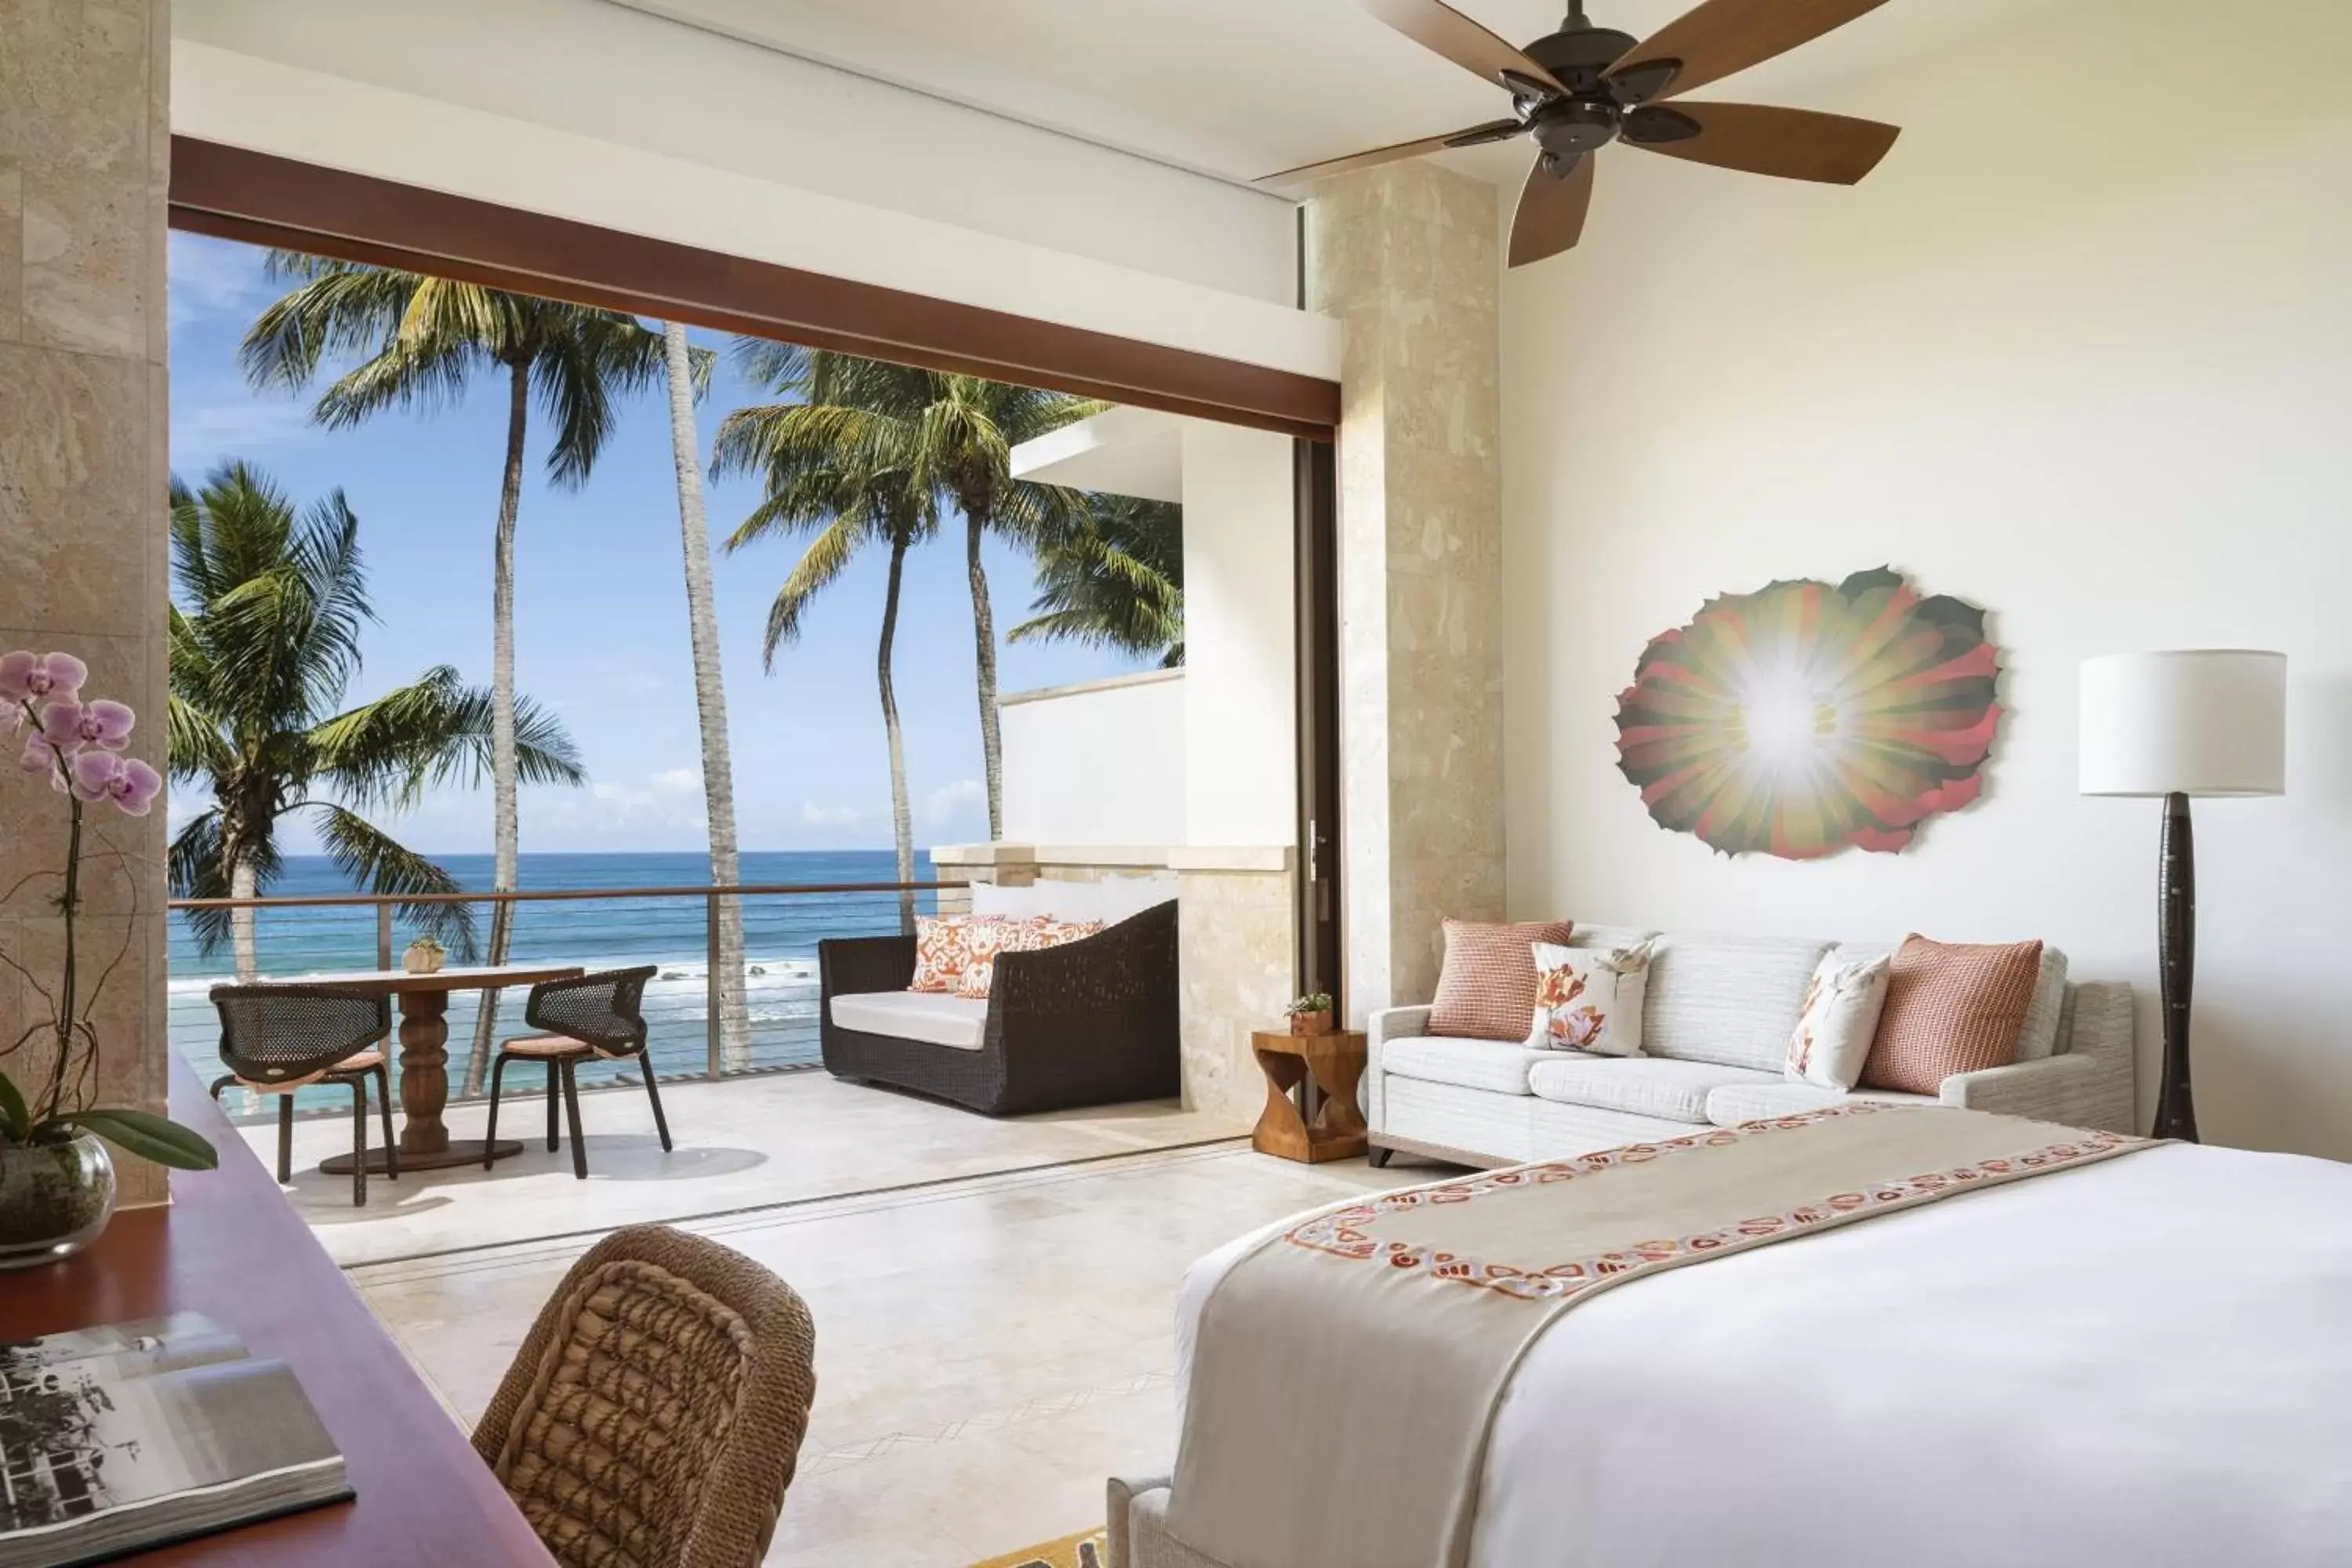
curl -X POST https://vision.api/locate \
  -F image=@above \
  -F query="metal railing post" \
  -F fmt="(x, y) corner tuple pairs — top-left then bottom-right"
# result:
(377, 905), (394, 971)
(706, 891), (722, 1078)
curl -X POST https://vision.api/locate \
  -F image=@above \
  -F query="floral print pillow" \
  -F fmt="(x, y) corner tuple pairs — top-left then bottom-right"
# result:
(910, 915), (1018, 993)
(1526, 939), (1655, 1057)
(1787, 951), (1894, 1089)
(953, 918), (1107, 1000)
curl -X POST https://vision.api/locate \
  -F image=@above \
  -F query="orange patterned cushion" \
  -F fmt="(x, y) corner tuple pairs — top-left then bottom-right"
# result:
(1428, 919), (1577, 1042)
(911, 915), (1018, 993)
(1860, 935), (2045, 1094)
(954, 918), (1105, 1000)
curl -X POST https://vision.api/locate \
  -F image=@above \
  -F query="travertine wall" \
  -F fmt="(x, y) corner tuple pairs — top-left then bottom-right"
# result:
(1308, 163), (1506, 1018)
(0, 1), (172, 1206)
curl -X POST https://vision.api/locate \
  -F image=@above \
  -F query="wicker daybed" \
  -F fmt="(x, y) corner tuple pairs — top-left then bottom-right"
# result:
(817, 899), (1180, 1116)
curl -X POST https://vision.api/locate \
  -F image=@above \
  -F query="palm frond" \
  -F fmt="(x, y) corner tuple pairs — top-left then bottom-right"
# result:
(754, 515), (865, 668)
(309, 666), (584, 808)
(307, 803), (479, 960)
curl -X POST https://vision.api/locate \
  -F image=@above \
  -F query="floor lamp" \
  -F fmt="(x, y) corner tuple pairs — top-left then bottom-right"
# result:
(2080, 651), (2286, 1142)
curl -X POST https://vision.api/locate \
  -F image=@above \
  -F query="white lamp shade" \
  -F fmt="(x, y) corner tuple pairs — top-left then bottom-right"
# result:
(2079, 650), (2286, 797)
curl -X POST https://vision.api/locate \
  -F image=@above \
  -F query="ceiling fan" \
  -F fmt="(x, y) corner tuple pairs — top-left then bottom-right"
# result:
(1260, 0), (1903, 266)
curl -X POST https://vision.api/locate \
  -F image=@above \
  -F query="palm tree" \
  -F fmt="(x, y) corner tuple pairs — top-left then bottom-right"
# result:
(728, 344), (1093, 838)
(240, 254), (666, 1089)
(658, 320), (752, 1068)
(166, 463), (586, 980)
(1011, 492), (1185, 667)
(712, 368), (935, 931)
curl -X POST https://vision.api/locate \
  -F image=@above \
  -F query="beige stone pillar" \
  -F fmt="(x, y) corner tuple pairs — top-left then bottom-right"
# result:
(1171, 848), (1297, 1123)
(0, 1), (172, 1206)
(1307, 164), (1505, 1018)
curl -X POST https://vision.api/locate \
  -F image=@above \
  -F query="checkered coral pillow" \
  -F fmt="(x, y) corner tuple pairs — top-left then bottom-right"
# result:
(954, 918), (1105, 1000)
(1428, 919), (1577, 1042)
(1860, 935), (2043, 1094)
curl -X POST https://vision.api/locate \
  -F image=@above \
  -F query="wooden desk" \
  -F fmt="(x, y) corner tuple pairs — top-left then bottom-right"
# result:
(0, 1060), (556, 1566)
(250, 964), (584, 1172)
(1250, 1029), (1370, 1163)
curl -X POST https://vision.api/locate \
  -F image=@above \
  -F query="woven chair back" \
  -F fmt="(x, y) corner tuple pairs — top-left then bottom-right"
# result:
(209, 984), (391, 1087)
(473, 1224), (817, 1568)
(525, 966), (657, 1058)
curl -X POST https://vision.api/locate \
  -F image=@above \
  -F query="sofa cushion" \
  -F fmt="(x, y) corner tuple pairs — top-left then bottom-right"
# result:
(1430, 920), (1578, 1042)
(1863, 935), (2044, 1093)
(1382, 1036), (1552, 1097)
(1706, 1080), (1939, 1128)
(1642, 935), (1831, 1071)
(1527, 1057), (1779, 1124)
(829, 990), (989, 1051)
(1837, 940), (2069, 1061)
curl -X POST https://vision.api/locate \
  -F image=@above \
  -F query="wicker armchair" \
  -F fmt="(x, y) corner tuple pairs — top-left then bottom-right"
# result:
(818, 900), (1180, 1116)
(484, 966), (670, 1180)
(208, 983), (397, 1207)
(473, 1224), (817, 1568)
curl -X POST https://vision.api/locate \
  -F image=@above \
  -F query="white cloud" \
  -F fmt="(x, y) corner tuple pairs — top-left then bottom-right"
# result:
(802, 800), (860, 827)
(169, 397), (322, 475)
(923, 778), (985, 829)
(169, 231), (274, 330)
(650, 767), (702, 795)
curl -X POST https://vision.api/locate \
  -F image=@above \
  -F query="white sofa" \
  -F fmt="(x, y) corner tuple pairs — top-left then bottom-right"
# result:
(1367, 925), (2137, 1169)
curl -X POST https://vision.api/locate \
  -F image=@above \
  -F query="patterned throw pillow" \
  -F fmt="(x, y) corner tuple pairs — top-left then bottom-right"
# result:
(1428, 920), (1577, 1042)
(1860, 935), (2044, 1094)
(1527, 939), (1654, 1056)
(912, 914), (996, 993)
(1786, 952), (1893, 1089)
(954, 918), (1106, 1000)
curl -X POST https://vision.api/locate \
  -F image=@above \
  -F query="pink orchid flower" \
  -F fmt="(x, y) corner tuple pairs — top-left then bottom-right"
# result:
(41, 699), (134, 753)
(0, 650), (88, 704)
(18, 736), (59, 781)
(101, 757), (162, 817)
(69, 749), (123, 801)
(0, 702), (20, 737)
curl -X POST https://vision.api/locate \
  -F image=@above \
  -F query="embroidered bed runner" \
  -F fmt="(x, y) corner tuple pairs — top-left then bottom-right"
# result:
(1167, 1105), (2149, 1568)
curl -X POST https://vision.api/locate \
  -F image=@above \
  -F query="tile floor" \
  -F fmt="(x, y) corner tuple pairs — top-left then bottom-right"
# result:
(348, 1139), (1427, 1566)
(242, 1070), (1250, 1267)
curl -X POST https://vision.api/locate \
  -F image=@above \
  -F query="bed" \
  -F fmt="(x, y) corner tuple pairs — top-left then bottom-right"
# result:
(1116, 1112), (2352, 1567)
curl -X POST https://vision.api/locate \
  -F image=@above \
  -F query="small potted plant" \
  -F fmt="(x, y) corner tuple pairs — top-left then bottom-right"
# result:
(1, 650), (218, 1272)
(401, 935), (447, 975)
(1285, 993), (1335, 1036)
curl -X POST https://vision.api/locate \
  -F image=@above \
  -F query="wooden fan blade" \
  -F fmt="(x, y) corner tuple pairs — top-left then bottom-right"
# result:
(1255, 119), (1523, 186)
(1607, 0), (1893, 103)
(1360, 0), (1566, 95)
(1509, 154), (1596, 267)
(1623, 102), (1898, 183)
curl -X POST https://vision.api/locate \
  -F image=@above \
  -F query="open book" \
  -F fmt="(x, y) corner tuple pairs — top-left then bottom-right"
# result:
(0, 1313), (349, 1567)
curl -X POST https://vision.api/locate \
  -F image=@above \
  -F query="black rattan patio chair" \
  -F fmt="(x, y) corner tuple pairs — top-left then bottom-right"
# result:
(209, 982), (397, 1207)
(484, 966), (670, 1180)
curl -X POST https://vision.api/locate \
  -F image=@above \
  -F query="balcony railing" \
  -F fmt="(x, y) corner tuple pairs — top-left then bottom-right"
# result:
(169, 881), (964, 1122)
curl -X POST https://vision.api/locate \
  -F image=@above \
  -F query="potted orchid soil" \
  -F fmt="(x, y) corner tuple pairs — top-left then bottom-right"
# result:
(0, 649), (216, 1271)
(1285, 993), (1336, 1037)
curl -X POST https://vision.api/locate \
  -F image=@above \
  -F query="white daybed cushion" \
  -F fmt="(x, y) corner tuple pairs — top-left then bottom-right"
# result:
(827, 991), (989, 1051)
(1381, 1036), (1552, 1097)
(972, 874), (1174, 926)
(1705, 1080), (1937, 1128)
(1833, 940), (2070, 1061)
(1527, 1057), (1777, 1124)
(1642, 935), (1829, 1071)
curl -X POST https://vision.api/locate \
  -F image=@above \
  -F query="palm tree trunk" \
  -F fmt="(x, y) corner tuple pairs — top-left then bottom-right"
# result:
(880, 530), (916, 934)
(229, 852), (259, 982)
(965, 509), (1004, 840)
(662, 321), (753, 1070)
(463, 358), (531, 1094)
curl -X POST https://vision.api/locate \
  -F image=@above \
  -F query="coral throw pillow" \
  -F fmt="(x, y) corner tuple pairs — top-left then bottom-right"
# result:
(910, 915), (1013, 994)
(1860, 935), (2044, 1094)
(1786, 952), (1893, 1090)
(1428, 919), (1577, 1042)
(954, 918), (1105, 1000)
(1528, 939), (1654, 1057)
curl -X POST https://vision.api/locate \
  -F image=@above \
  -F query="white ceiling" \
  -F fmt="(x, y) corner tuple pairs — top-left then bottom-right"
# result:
(608, 0), (2031, 191)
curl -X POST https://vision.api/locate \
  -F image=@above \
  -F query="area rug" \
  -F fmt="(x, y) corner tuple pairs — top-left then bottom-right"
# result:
(970, 1528), (1105, 1568)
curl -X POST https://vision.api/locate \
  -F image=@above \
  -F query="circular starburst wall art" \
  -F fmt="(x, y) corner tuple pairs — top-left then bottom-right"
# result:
(1612, 567), (2003, 860)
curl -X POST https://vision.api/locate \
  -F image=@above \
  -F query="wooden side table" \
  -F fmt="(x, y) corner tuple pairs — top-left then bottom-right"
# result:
(1250, 1029), (1369, 1163)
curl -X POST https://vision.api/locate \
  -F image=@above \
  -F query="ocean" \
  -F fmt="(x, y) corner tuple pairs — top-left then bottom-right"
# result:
(170, 850), (944, 1116)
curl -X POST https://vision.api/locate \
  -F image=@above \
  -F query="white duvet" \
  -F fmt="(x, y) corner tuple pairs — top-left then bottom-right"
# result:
(1174, 1145), (2352, 1566)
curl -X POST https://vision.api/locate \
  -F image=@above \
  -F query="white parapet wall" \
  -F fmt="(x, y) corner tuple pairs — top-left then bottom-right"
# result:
(999, 670), (1186, 848)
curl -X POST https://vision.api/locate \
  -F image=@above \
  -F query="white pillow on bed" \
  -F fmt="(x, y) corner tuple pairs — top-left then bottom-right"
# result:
(1526, 939), (1654, 1057)
(1785, 951), (1893, 1090)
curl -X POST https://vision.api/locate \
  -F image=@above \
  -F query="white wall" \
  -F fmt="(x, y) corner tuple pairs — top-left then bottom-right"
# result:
(1000, 671), (1185, 848)
(1501, 0), (2352, 1158)
(171, 0), (1338, 378)
(1181, 419), (1298, 848)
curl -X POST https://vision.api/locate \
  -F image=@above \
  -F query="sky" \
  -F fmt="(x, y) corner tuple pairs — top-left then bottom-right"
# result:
(167, 231), (1152, 858)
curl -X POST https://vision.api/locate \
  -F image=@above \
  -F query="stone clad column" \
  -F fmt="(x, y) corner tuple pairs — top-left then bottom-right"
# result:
(1308, 163), (1506, 1018)
(0, 1), (172, 1206)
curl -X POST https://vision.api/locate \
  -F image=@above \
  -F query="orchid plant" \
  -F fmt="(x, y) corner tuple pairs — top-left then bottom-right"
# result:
(1, 650), (216, 1171)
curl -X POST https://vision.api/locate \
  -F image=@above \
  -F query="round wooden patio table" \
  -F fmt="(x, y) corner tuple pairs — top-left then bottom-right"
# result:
(274, 964), (588, 1174)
